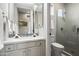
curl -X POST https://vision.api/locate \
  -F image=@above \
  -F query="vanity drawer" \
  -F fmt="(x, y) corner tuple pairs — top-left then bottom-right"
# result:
(35, 41), (42, 46)
(4, 44), (16, 52)
(16, 42), (36, 49)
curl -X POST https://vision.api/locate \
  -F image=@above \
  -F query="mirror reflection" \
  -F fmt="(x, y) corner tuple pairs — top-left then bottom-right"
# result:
(18, 8), (32, 36)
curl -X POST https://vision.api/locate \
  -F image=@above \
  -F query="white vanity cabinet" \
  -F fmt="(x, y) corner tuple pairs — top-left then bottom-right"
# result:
(0, 40), (45, 56)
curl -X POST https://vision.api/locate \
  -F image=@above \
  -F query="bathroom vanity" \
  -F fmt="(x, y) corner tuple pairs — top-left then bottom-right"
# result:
(0, 3), (46, 56)
(0, 36), (46, 56)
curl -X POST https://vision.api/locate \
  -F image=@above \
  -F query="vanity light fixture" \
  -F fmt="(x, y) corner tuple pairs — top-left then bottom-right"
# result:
(34, 5), (38, 11)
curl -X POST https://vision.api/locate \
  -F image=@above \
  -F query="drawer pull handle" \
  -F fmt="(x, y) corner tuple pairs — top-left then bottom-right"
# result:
(40, 43), (41, 45)
(8, 48), (11, 49)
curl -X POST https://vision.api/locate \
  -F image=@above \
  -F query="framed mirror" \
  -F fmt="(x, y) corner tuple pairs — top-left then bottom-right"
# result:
(8, 3), (44, 37)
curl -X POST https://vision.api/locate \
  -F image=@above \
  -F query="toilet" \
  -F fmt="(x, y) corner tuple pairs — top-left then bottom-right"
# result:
(51, 42), (64, 56)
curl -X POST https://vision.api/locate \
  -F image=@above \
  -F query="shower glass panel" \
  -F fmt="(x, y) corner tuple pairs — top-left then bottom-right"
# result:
(56, 3), (79, 56)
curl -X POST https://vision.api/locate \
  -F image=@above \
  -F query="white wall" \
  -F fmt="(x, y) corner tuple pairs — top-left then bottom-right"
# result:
(44, 3), (51, 56)
(0, 3), (8, 41)
(0, 3), (8, 10)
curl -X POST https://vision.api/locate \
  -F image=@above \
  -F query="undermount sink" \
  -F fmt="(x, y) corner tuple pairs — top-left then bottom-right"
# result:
(4, 36), (45, 44)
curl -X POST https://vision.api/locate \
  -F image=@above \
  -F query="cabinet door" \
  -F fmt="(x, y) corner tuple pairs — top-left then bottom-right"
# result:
(30, 47), (41, 56)
(23, 48), (31, 56)
(40, 41), (46, 56)
(30, 40), (46, 56)
(35, 40), (46, 56)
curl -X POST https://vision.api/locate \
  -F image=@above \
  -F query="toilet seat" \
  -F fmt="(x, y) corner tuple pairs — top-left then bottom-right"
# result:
(51, 43), (64, 48)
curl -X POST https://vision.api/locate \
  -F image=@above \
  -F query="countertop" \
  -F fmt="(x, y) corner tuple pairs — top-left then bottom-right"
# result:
(4, 36), (45, 44)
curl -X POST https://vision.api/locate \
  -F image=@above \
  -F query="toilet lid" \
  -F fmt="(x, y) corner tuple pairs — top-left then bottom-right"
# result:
(52, 43), (64, 48)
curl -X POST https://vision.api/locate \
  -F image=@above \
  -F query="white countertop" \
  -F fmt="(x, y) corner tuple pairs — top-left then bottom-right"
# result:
(4, 36), (45, 44)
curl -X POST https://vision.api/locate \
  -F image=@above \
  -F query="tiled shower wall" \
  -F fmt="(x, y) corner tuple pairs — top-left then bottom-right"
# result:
(56, 3), (79, 55)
